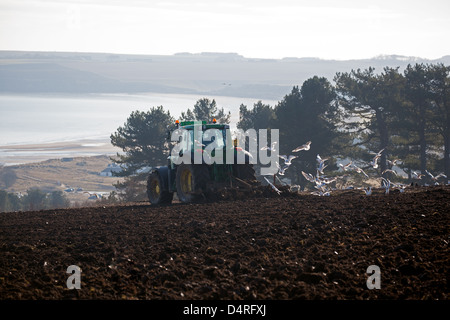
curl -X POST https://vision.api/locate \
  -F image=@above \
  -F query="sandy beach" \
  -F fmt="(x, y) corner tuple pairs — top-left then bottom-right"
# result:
(0, 138), (122, 166)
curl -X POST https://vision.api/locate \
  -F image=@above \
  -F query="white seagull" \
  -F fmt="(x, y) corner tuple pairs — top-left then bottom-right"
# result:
(370, 148), (385, 169)
(194, 139), (206, 147)
(353, 164), (369, 178)
(425, 170), (447, 183)
(275, 175), (286, 186)
(279, 154), (297, 165)
(260, 141), (278, 152)
(316, 154), (328, 174)
(316, 154), (328, 163)
(292, 141), (311, 152)
(412, 171), (425, 179)
(278, 164), (290, 176)
(338, 161), (353, 171)
(264, 177), (281, 195)
(320, 176), (337, 184)
(237, 148), (254, 160)
(245, 149), (255, 159)
(381, 177), (391, 194)
(387, 159), (401, 167)
(382, 168), (398, 176)
(302, 171), (316, 183)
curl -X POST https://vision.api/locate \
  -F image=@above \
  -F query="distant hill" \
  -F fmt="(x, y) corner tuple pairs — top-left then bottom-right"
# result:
(0, 51), (448, 100)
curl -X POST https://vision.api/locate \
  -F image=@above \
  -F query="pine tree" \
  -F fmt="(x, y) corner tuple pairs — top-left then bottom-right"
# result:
(237, 101), (275, 131)
(273, 77), (340, 184)
(110, 106), (174, 176)
(334, 67), (405, 176)
(180, 98), (231, 123)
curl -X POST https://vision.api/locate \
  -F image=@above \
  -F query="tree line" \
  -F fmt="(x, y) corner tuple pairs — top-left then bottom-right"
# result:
(0, 187), (122, 213)
(110, 62), (449, 197)
(0, 188), (70, 213)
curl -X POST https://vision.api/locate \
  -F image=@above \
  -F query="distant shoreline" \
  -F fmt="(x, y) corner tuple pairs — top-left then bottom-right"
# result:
(0, 138), (121, 166)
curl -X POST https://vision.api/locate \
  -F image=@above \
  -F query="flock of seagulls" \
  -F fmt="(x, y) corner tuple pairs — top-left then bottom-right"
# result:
(301, 154), (337, 196)
(260, 140), (448, 196)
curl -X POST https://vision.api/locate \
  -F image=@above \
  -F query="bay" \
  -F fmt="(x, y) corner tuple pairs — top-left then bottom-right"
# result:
(0, 93), (277, 165)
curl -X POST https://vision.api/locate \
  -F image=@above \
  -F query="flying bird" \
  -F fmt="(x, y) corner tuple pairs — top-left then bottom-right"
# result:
(338, 161), (353, 171)
(382, 168), (397, 176)
(194, 139), (205, 147)
(387, 159), (401, 167)
(317, 162), (328, 175)
(264, 177), (281, 195)
(321, 176), (337, 184)
(353, 164), (369, 178)
(236, 147), (254, 160)
(278, 164), (290, 176)
(425, 170), (435, 179)
(279, 154), (297, 165)
(370, 148), (385, 169)
(292, 141), (311, 152)
(436, 173), (447, 179)
(316, 154), (328, 163)
(381, 177), (391, 194)
(412, 171), (425, 179)
(426, 170), (446, 180)
(260, 141), (278, 152)
(316, 154), (328, 174)
(302, 171), (316, 183)
(275, 175), (287, 186)
(425, 170), (447, 184)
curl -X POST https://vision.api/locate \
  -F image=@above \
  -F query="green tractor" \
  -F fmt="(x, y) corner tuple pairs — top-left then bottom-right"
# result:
(146, 119), (257, 204)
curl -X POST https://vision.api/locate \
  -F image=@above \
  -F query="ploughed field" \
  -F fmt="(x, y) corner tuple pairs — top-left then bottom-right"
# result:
(0, 185), (449, 300)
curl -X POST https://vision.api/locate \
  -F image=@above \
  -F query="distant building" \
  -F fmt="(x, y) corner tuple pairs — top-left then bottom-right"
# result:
(100, 163), (123, 177)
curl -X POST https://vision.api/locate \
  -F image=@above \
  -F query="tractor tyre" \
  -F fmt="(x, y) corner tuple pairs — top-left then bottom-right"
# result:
(234, 164), (256, 181)
(147, 171), (173, 205)
(176, 164), (210, 203)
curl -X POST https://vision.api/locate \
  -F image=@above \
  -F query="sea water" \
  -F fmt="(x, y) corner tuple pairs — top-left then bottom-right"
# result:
(0, 93), (277, 164)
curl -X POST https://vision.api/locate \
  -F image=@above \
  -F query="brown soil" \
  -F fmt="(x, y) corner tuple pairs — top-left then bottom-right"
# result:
(0, 185), (449, 300)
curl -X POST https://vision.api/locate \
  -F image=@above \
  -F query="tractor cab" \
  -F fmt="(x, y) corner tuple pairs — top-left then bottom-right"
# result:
(147, 119), (256, 205)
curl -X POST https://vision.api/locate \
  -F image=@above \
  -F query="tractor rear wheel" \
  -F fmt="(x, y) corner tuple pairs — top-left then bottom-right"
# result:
(176, 164), (210, 203)
(147, 171), (173, 205)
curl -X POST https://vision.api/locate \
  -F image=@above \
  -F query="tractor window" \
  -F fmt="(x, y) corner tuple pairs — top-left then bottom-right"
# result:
(181, 129), (193, 152)
(202, 129), (224, 149)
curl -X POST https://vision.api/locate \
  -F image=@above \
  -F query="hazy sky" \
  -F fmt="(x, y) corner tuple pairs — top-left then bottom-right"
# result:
(1, 0), (449, 60)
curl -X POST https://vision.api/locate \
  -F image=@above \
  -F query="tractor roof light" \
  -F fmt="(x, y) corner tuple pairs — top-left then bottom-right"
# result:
(212, 118), (217, 124)
(175, 120), (179, 128)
